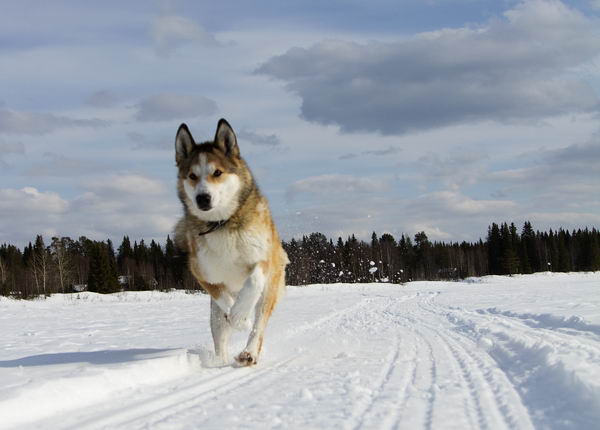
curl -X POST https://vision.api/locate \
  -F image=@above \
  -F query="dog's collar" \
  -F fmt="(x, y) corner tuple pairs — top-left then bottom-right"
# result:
(198, 219), (230, 236)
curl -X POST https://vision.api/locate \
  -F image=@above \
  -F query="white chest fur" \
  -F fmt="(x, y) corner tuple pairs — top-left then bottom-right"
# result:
(194, 227), (269, 293)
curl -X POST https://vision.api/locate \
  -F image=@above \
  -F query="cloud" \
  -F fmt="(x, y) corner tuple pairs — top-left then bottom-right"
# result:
(25, 152), (109, 177)
(0, 174), (179, 246)
(134, 93), (218, 122)
(286, 174), (389, 200)
(410, 191), (518, 216)
(128, 132), (171, 150)
(485, 137), (600, 210)
(85, 90), (121, 108)
(151, 15), (219, 57)
(0, 108), (107, 135)
(414, 150), (488, 189)
(0, 141), (24, 166)
(257, 0), (600, 135)
(86, 174), (167, 196)
(523, 211), (600, 225)
(340, 145), (401, 160)
(237, 130), (281, 146)
(0, 187), (68, 215)
(364, 146), (401, 156)
(489, 140), (600, 185)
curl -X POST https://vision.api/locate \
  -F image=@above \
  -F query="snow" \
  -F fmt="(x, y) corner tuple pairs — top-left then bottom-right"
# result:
(1, 272), (600, 429)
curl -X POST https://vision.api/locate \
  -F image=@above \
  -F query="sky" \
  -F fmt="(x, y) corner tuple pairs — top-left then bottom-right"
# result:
(1, 0), (599, 247)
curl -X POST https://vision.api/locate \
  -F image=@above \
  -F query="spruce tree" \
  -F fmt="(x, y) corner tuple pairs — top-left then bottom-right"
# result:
(557, 230), (571, 272)
(487, 223), (502, 275)
(500, 223), (519, 275)
(87, 242), (120, 294)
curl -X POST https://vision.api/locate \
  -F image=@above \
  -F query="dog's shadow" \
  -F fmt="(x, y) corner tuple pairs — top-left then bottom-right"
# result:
(1, 347), (244, 370)
(0, 348), (175, 368)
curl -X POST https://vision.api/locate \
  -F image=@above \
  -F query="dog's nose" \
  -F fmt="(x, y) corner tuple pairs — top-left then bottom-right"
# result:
(196, 193), (212, 211)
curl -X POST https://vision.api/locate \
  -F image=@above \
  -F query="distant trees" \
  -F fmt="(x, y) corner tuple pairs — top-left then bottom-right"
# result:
(0, 221), (599, 297)
(284, 223), (600, 285)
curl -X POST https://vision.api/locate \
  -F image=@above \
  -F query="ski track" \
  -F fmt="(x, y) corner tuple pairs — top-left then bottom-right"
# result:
(2, 273), (600, 429)
(73, 355), (298, 430)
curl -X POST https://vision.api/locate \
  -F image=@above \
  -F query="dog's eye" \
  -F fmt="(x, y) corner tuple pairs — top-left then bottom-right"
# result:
(188, 173), (198, 181)
(213, 169), (222, 177)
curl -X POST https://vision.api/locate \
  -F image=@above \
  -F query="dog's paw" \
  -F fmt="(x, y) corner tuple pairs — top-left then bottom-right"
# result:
(235, 351), (257, 366)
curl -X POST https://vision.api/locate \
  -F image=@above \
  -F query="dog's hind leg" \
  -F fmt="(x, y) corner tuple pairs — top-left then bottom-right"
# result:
(210, 297), (232, 364)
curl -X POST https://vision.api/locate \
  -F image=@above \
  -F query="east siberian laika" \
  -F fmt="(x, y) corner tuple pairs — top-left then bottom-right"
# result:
(174, 119), (288, 366)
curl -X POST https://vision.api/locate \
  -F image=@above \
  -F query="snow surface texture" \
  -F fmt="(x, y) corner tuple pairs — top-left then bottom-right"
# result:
(1, 272), (599, 429)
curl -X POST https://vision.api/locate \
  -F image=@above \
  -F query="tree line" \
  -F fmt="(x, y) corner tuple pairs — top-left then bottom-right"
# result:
(1, 221), (599, 297)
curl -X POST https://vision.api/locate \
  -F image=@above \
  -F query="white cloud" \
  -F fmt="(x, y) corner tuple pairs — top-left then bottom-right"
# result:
(407, 224), (452, 240)
(411, 191), (518, 216)
(258, 0), (600, 135)
(0, 187), (68, 214)
(0, 108), (107, 135)
(151, 15), (219, 57)
(87, 174), (167, 196)
(0, 175), (179, 246)
(134, 93), (218, 122)
(286, 174), (389, 200)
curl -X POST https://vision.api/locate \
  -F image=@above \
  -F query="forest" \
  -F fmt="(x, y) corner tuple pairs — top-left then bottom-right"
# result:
(1, 221), (599, 298)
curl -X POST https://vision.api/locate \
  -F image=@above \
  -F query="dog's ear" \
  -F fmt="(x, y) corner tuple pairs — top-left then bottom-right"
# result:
(214, 118), (240, 157)
(175, 123), (195, 164)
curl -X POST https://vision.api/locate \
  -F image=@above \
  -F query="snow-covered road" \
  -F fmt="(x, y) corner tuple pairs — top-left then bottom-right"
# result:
(1, 273), (599, 429)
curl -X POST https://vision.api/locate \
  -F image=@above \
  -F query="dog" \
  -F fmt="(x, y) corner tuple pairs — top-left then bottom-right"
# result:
(174, 119), (288, 366)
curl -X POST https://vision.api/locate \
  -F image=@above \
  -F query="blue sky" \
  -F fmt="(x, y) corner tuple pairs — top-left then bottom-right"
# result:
(1, 0), (599, 246)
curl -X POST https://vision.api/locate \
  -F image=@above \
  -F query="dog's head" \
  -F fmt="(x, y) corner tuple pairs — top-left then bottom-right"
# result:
(175, 119), (251, 221)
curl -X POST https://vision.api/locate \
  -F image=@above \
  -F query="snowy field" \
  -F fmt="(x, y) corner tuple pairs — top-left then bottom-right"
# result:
(1, 273), (599, 430)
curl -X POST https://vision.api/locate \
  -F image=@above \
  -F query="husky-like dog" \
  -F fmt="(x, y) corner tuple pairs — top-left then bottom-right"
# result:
(174, 119), (288, 366)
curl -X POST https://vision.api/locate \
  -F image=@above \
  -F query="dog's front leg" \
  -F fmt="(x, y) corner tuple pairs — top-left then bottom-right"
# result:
(211, 298), (232, 364)
(228, 264), (265, 331)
